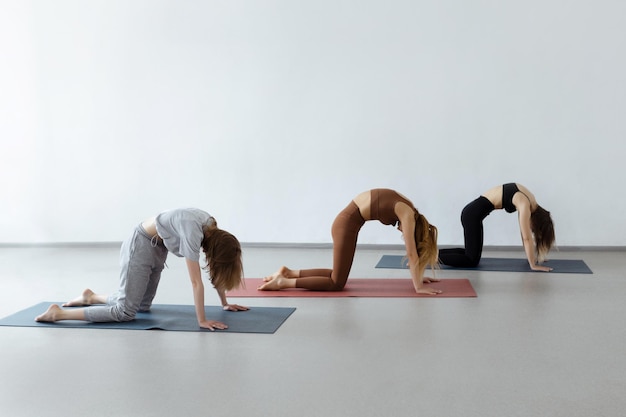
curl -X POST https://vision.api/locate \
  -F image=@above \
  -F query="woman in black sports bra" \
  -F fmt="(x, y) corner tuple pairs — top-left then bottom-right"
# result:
(438, 183), (555, 271)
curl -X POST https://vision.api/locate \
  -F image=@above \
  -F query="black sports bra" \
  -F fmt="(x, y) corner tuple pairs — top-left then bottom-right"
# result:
(502, 183), (519, 213)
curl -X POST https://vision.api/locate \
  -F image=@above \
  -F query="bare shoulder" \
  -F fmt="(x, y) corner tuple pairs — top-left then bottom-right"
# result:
(516, 184), (536, 200)
(514, 184), (538, 209)
(394, 199), (415, 221)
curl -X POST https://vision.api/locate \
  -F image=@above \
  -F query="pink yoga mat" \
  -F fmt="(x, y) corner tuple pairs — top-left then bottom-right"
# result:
(227, 278), (476, 298)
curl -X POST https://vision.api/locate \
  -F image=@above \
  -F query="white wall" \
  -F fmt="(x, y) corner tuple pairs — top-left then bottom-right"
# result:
(1, 0), (625, 246)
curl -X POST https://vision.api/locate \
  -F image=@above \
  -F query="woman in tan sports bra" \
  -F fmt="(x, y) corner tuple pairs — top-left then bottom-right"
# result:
(259, 189), (441, 294)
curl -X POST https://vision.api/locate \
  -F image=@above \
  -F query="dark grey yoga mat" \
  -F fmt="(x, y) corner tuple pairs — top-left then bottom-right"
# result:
(0, 303), (296, 333)
(375, 255), (593, 274)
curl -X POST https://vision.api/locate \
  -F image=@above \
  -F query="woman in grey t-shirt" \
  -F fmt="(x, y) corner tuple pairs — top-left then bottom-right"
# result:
(35, 208), (248, 331)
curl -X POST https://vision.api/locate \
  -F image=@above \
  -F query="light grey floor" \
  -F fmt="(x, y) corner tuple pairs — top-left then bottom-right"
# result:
(0, 245), (625, 417)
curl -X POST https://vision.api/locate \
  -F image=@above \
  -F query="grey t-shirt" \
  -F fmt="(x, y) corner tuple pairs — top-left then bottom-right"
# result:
(155, 208), (214, 261)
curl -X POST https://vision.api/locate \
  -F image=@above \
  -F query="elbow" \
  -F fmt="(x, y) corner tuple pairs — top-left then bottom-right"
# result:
(521, 236), (533, 244)
(191, 279), (204, 291)
(406, 253), (420, 269)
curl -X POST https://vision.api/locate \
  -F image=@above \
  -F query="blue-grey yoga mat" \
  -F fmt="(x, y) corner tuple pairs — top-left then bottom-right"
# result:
(0, 303), (296, 334)
(375, 255), (593, 274)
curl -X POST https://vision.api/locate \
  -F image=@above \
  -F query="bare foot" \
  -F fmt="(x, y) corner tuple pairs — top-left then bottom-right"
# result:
(263, 266), (297, 282)
(35, 304), (62, 322)
(63, 289), (96, 307)
(258, 276), (292, 291)
(262, 272), (285, 283)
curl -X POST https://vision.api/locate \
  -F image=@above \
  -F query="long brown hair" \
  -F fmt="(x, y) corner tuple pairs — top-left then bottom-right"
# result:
(201, 223), (244, 292)
(531, 205), (555, 262)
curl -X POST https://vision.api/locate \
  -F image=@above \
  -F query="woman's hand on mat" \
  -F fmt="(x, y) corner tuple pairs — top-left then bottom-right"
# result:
(199, 320), (228, 331)
(422, 276), (440, 283)
(531, 264), (553, 272)
(223, 304), (249, 312)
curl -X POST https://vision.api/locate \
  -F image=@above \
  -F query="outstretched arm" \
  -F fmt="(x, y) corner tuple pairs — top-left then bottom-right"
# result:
(518, 206), (552, 272)
(185, 258), (228, 330)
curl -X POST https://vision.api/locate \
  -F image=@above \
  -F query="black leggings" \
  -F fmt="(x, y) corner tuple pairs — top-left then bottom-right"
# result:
(439, 196), (494, 267)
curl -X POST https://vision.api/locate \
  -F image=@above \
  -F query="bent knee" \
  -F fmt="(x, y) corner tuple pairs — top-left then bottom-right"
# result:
(468, 258), (481, 268)
(329, 281), (346, 291)
(111, 305), (137, 322)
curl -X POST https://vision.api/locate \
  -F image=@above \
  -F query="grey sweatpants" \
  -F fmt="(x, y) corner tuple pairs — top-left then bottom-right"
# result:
(84, 225), (168, 322)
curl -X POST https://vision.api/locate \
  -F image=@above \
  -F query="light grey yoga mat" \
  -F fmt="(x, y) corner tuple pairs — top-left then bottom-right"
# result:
(375, 255), (593, 274)
(0, 303), (296, 334)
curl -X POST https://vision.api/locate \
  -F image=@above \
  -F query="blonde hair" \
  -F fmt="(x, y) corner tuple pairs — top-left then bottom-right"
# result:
(405, 211), (439, 273)
(201, 223), (244, 292)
